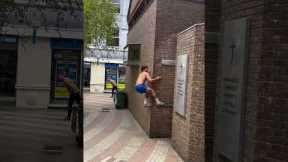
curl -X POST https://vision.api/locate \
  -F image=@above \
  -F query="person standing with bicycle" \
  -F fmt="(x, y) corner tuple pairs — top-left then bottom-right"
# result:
(60, 71), (81, 121)
(108, 77), (118, 98)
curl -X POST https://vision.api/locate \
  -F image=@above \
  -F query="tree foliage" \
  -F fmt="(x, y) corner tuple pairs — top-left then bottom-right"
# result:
(84, 0), (117, 47)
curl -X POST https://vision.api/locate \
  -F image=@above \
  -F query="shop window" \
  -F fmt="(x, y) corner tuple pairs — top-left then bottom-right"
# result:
(118, 65), (126, 90)
(105, 63), (118, 90)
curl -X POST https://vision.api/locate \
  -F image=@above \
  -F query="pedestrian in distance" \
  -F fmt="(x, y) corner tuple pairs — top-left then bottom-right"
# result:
(108, 77), (118, 98)
(59, 71), (81, 120)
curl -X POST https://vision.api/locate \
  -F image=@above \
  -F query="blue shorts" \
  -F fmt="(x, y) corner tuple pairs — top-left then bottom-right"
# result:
(135, 84), (147, 93)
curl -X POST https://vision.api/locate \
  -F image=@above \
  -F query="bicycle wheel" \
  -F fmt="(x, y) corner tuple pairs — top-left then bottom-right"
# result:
(113, 90), (118, 105)
(71, 107), (77, 133)
(76, 107), (83, 147)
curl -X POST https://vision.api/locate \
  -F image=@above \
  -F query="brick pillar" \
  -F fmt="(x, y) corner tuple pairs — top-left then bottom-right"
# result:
(127, 0), (204, 141)
(213, 1), (288, 162)
(171, 24), (205, 162)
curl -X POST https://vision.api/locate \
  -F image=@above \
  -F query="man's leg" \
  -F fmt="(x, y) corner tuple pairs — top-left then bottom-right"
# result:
(147, 88), (164, 106)
(66, 94), (75, 120)
(144, 92), (150, 106)
(111, 86), (117, 98)
(111, 87), (114, 97)
(75, 93), (81, 105)
(75, 93), (83, 146)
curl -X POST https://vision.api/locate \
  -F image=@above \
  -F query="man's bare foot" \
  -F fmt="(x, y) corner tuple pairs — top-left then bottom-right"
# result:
(144, 102), (152, 107)
(156, 101), (165, 106)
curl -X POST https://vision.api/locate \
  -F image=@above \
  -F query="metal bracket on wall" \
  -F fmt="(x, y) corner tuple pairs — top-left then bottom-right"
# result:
(161, 59), (176, 66)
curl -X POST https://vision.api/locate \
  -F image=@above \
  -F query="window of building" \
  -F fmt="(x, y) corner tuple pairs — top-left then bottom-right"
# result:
(107, 28), (119, 47)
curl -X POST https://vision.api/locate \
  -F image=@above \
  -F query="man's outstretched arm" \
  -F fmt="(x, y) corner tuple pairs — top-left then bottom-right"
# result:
(145, 73), (161, 83)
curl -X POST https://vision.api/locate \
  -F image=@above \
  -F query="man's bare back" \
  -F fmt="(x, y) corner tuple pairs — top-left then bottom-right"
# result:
(136, 72), (149, 85)
(136, 71), (161, 85)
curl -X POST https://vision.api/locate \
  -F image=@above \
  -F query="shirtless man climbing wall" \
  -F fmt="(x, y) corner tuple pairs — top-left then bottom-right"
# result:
(135, 65), (164, 106)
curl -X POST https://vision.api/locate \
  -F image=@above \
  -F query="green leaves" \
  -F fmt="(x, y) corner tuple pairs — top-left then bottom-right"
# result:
(84, 0), (117, 47)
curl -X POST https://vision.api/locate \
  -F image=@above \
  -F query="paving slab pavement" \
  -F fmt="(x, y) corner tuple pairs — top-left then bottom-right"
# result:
(0, 104), (82, 162)
(84, 93), (183, 162)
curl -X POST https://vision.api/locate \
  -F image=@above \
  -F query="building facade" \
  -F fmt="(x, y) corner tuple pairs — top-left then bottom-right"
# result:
(84, 0), (129, 93)
(126, 0), (204, 138)
(171, 0), (288, 162)
(0, 1), (83, 108)
(85, 49), (127, 93)
(171, 24), (205, 162)
(209, 1), (288, 162)
(127, 0), (288, 162)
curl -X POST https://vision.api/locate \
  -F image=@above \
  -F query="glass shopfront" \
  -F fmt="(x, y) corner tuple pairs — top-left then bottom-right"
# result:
(53, 50), (80, 98)
(104, 63), (118, 90)
(117, 65), (126, 91)
(50, 38), (82, 102)
(0, 36), (17, 97)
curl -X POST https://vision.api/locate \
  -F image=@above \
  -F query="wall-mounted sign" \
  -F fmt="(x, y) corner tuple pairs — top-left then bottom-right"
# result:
(174, 54), (188, 116)
(161, 59), (176, 66)
(216, 18), (247, 162)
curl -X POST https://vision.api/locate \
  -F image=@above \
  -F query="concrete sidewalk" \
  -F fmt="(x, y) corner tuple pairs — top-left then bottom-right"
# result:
(0, 105), (82, 162)
(84, 92), (183, 162)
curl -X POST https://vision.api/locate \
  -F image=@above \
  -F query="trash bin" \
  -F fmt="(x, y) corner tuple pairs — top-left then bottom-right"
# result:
(114, 91), (128, 109)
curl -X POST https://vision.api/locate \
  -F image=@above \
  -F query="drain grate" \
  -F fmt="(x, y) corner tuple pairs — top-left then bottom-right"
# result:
(42, 145), (63, 154)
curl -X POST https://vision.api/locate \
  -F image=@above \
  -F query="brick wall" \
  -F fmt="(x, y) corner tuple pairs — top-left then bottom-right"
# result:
(171, 24), (205, 162)
(127, 0), (204, 138)
(154, 0), (204, 106)
(149, 105), (173, 138)
(214, 1), (265, 162)
(126, 0), (158, 135)
(213, 0), (288, 162)
(255, 1), (288, 161)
